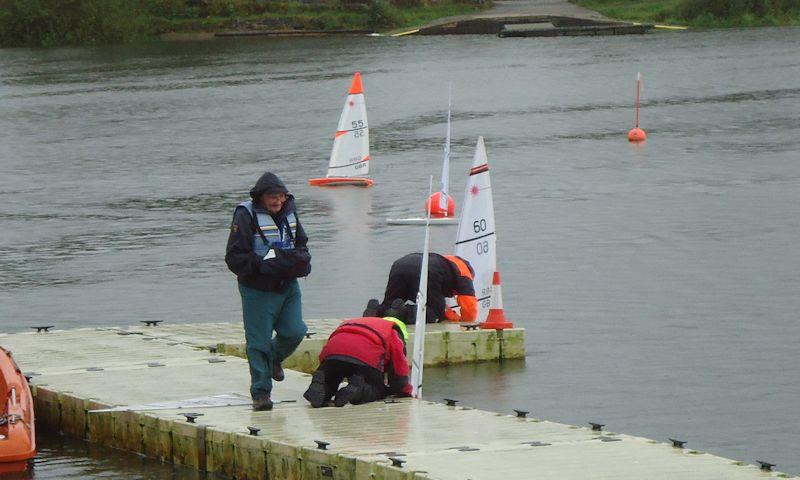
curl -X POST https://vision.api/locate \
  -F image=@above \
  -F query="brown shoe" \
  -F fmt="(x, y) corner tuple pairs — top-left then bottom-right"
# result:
(272, 362), (285, 382)
(252, 396), (273, 411)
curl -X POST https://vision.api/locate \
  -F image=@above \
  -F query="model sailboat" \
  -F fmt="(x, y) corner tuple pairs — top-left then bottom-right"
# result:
(387, 89), (458, 225)
(309, 72), (374, 187)
(453, 136), (497, 323)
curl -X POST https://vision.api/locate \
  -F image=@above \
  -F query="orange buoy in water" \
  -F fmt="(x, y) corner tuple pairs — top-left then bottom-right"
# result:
(628, 72), (647, 143)
(628, 127), (647, 142)
(425, 191), (455, 218)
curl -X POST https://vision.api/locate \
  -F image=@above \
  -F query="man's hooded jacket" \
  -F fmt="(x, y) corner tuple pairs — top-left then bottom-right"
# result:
(225, 172), (310, 292)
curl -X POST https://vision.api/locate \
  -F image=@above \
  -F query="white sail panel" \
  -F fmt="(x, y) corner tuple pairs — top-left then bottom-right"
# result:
(327, 74), (370, 178)
(454, 136), (496, 323)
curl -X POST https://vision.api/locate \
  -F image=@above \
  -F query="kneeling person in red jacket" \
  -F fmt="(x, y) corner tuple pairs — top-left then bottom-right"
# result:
(303, 316), (412, 408)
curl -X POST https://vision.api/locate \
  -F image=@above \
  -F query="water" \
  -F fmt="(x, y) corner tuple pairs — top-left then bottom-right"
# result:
(2, 26), (799, 477)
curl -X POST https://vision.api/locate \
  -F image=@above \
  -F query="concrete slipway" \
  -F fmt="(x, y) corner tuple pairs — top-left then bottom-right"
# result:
(1, 323), (794, 479)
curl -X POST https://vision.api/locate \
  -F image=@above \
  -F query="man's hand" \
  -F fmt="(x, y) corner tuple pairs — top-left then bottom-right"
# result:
(444, 308), (461, 322)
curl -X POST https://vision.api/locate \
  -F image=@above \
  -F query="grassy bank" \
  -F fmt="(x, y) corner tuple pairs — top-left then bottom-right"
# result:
(572, 0), (800, 27)
(0, 0), (489, 47)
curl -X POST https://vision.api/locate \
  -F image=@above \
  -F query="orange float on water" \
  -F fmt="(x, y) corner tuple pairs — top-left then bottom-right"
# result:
(628, 72), (647, 143)
(0, 347), (36, 474)
(628, 127), (647, 142)
(425, 191), (455, 218)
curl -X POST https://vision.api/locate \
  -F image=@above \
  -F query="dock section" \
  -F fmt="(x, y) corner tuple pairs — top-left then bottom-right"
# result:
(106, 320), (526, 373)
(1, 326), (794, 480)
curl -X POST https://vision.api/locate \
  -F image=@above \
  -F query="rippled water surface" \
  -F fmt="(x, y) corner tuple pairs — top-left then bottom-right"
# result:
(2, 27), (799, 476)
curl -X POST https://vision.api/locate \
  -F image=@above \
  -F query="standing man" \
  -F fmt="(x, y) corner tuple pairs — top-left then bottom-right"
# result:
(226, 172), (311, 411)
(365, 252), (478, 324)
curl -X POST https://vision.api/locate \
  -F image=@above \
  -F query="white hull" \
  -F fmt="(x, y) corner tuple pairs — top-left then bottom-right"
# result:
(386, 217), (458, 226)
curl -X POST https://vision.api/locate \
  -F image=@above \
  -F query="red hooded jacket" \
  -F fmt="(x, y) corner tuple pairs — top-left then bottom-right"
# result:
(319, 317), (412, 396)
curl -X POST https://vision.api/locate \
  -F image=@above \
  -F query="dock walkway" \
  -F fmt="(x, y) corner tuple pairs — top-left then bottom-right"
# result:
(1, 325), (793, 479)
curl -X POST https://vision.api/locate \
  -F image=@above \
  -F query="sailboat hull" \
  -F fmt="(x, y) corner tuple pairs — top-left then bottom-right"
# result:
(386, 217), (458, 225)
(309, 177), (374, 187)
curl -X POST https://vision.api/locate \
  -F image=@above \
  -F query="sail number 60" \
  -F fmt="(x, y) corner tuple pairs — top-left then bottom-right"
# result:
(476, 240), (490, 255)
(473, 218), (487, 233)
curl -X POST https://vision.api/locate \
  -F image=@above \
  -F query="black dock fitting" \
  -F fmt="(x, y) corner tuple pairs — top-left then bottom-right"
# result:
(209, 346), (218, 354)
(389, 457), (406, 467)
(147, 362), (165, 367)
(513, 409), (529, 418)
(182, 413), (203, 423)
(522, 441), (552, 447)
(444, 398), (459, 407)
(247, 426), (260, 436)
(757, 460), (775, 472)
(589, 422), (604, 431)
(669, 438), (686, 448)
(305, 332), (316, 339)
(85, 367), (104, 372)
(141, 320), (162, 327)
(314, 440), (330, 450)
(31, 326), (54, 333)
(462, 324), (479, 331)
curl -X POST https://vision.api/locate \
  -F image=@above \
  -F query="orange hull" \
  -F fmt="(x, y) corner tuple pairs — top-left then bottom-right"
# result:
(0, 347), (36, 473)
(309, 177), (374, 187)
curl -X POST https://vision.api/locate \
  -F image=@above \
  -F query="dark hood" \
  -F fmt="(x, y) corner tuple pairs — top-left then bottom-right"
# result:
(249, 172), (289, 200)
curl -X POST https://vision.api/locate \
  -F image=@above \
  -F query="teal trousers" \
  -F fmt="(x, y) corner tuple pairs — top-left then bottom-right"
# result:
(238, 280), (307, 399)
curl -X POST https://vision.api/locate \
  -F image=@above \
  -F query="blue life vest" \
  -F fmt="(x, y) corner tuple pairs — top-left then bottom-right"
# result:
(238, 200), (298, 257)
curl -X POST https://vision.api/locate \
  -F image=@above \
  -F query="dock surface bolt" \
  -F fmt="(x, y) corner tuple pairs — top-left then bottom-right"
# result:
(182, 413), (203, 423)
(669, 438), (686, 448)
(314, 440), (330, 450)
(757, 460), (775, 472)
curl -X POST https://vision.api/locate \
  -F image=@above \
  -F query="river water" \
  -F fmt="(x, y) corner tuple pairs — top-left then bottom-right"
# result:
(1, 26), (799, 477)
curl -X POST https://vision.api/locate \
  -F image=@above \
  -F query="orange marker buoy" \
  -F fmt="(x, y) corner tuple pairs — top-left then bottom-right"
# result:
(425, 191), (455, 218)
(628, 72), (647, 142)
(480, 271), (514, 330)
(628, 127), (646, 142)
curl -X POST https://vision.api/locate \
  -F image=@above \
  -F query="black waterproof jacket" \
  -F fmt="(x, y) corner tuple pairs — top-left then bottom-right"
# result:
(225, 173), (310, 292)
(382, 252), (475, 322)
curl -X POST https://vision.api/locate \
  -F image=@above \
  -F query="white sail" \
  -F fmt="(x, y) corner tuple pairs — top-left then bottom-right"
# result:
(439, 85), (452, 211)
(327, 72), (370, 178)
(411, 177), (433, 399)
(454, 136), (497, 323)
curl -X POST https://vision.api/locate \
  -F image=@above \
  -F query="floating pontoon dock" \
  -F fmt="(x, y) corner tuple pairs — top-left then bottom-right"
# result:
(1, 323), (793, 479)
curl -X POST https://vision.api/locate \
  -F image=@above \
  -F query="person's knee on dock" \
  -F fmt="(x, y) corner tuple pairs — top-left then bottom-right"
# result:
(303, 317), (411, 408)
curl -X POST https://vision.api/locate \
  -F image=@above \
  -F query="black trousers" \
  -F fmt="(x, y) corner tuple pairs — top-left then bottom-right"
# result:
(382, 273), (440, 324)
(318, 358), (387, 403)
